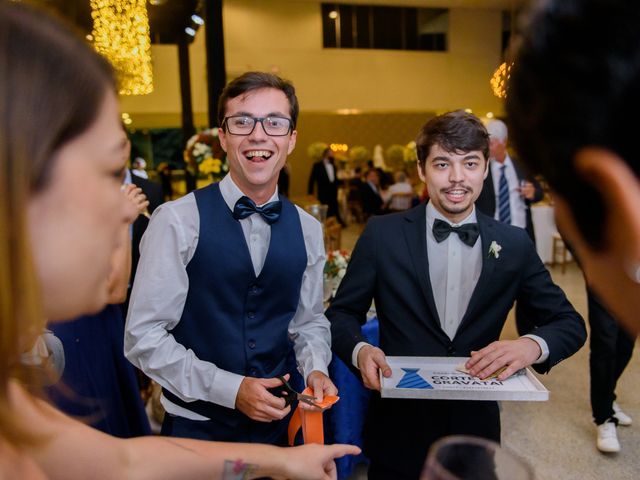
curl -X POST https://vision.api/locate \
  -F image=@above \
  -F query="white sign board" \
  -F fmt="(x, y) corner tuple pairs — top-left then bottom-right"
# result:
(380, 356), (549, 401)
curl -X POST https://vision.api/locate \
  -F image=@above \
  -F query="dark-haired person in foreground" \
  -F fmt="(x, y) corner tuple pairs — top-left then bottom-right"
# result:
(126, 72), (336, 444)
(506, 0), (640, 454)
(327, 111), (586, 479)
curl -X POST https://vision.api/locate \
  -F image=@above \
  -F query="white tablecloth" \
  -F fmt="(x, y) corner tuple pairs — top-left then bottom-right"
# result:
(531, 205), (558, 264)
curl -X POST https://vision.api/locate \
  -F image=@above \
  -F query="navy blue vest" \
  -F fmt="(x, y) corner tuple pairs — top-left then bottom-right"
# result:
(163, 183), (307, 430)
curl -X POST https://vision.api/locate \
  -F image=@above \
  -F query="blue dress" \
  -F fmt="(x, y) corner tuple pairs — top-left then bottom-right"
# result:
(46, 304), (150, 438)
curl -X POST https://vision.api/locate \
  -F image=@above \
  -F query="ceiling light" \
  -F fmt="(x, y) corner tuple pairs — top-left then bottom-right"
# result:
(185, 27), (196, 37)
(90, 0), (153, 96)
(191, 14), (204, 26)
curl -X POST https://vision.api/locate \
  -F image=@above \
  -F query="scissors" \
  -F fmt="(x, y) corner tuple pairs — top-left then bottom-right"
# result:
(274, 375), (322, 409)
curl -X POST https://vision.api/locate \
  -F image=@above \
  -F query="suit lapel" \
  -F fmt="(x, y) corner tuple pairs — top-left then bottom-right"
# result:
(402, 204), (446, 335)
(457, 214), (497, 334)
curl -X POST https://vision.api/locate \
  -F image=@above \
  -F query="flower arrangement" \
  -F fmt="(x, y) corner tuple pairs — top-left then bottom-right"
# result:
(307, 141), (329, 162)
(404, 141), (418, 164)
(385, 144), (407, 170)
(183, 128), (228, 181)
(324, 249), (351, 300)
(348, 145), (370, 170)
(325, 249), (350, 280)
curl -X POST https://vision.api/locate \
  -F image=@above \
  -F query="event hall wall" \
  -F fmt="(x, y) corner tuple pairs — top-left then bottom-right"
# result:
(119, 0), (505, 197)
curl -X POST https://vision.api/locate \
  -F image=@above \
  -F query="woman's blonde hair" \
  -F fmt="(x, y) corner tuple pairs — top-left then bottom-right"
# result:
(0, 1), (114, 444)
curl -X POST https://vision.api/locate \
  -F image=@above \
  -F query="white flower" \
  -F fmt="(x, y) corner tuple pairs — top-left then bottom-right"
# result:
(338, 268), (346, 279)
(488, 240), (502, 259)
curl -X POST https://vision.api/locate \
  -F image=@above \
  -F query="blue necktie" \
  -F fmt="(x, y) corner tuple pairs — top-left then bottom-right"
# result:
(498, 165), (511, 224)
(232, 196), (282, 225)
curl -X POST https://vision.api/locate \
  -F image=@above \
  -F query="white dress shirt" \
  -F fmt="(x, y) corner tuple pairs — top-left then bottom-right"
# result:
(351, 202), (548, 367)
(490, 155), (527, 229)
(323, 159), (335, 183)
(426, 203), (482, 339)
(125, 174), (332, 421)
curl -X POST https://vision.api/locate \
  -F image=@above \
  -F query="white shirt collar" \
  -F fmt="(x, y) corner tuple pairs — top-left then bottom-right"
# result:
(490, 153), (513, 173)
(219, 174), (279, 211)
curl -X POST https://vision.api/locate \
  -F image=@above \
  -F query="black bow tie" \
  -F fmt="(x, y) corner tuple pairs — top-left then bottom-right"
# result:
(232, 196), (282, 225)
(432, 218), (480, 247)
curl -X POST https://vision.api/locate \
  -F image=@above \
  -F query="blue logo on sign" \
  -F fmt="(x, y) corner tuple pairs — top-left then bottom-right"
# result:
(396, 368), (433, 389)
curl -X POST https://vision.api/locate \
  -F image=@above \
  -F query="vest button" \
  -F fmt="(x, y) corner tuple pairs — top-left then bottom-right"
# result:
(447, 346), (456, 356)
(249, 285), (260, 294)
(249, 368), (258, 376)
(248, 340), (256, 349)
(247, 311), (255, 319)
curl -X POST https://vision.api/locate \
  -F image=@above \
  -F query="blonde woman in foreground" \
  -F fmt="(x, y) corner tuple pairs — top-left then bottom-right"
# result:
(0, 2), (358, 478)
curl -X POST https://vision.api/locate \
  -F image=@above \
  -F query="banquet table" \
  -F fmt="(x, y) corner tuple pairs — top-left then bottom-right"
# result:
(325, 319), (379, 479)
(531, 204), (557, 264)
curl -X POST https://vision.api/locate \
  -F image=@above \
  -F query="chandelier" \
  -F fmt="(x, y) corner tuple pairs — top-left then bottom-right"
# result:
(90, 0), (153, 95)
(490, 62), (512, 99)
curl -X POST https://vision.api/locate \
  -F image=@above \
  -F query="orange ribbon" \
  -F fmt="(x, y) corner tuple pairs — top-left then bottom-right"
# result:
(287, 387), (339, 445)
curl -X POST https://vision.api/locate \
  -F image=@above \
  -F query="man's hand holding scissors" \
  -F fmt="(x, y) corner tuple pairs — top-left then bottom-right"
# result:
(236, 374), (293, 422)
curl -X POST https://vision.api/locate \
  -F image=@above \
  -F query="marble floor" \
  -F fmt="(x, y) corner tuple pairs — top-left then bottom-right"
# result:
(339, 223), (639, 480)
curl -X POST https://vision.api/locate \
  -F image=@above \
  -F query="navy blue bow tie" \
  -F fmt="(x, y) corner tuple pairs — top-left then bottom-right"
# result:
(432, 218), (479, 247)
(232, 196), (282, 225)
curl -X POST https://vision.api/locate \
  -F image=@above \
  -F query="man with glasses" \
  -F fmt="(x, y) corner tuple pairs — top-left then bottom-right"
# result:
(125, 72), (335, 444)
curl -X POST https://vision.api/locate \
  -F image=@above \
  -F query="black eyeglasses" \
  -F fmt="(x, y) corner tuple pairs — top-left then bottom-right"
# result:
(222, 115), (293, 136)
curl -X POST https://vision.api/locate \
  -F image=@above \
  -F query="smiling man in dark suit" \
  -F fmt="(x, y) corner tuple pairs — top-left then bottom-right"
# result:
(327, 110), (586, 480)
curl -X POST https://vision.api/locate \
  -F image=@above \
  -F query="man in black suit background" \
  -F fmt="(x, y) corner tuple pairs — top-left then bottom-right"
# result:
(475, 119), (543, 242)
(308, 147), (344, 225)
(359, 168), (384, 219)
(327, 111), (586, 480)
(129, 169), (163, 287)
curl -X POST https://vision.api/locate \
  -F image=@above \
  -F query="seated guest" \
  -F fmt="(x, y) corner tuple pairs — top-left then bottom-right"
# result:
(359, 169), (384, 218)
(385, 170), (414, 211)
(327, 110), (586, 480)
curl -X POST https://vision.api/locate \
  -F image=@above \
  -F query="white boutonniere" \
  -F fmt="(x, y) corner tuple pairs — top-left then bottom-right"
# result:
(488, 241), (502, 258)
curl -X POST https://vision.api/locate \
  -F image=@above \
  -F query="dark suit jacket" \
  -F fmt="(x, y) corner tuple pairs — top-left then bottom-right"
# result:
(308, 160), (338, 204)
(359, 181), (383, 217)
(327, 204), (586, 477)
(475, 158), (543, 242)
(130, 173), (163, 285)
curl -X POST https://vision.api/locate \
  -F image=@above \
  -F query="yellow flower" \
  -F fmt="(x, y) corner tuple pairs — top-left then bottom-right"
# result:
(198, 158), (224, 175)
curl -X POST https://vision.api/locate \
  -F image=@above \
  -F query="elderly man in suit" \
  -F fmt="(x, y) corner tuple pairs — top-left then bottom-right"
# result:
(327, 110), (586, 480)
(475, 119), (543, 242)
(476, 119), (544, 336)
(308, 147), (344, 225)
